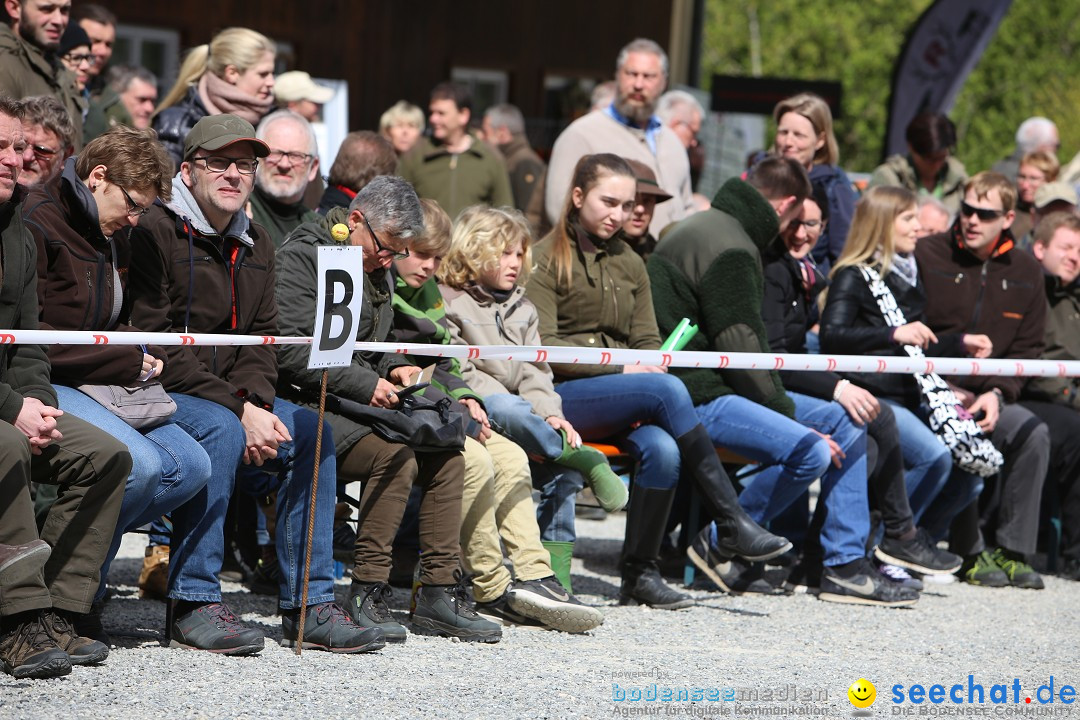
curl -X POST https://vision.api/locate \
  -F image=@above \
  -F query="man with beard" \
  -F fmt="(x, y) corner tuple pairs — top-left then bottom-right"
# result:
(544, 38), (692, 237)
(246, 110), (320, 247)
(0, 0), (83, 148)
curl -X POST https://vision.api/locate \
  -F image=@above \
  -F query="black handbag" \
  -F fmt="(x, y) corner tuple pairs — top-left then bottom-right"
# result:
(326, 392), (467, 452)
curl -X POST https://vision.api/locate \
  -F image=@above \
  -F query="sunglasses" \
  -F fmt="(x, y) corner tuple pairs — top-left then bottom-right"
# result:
(960, 201), (1004, 222)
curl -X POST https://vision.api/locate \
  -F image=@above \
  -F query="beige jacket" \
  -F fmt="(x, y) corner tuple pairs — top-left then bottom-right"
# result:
(439, 282), (563, 419)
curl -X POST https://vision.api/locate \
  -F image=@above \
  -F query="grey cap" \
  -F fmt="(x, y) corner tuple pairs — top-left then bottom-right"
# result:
(1034, 181), (1079, 209)
(183, 114), (270, 160)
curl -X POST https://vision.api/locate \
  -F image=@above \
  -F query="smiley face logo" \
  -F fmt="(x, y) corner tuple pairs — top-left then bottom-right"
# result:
(848, 678), (876, 709)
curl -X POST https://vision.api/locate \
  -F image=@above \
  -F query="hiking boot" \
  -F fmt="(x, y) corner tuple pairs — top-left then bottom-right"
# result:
(168, 602), (265, 655)
(346, 581), (408, 643)
(619, 562), (694, 609)
(411, 579), (502, 643)
(687, 526), (786, 596)
(281, 602), (385, 653)
(475, 592), (546, 628)
(961, 550), (1010, 588)
(507, 576), (604, 633)
(0, 613), (71, 679)
(874, 529), (962, 575)
(0, 540), (50, 586)
(991, 547), (1044, 589)
(138, 544), (169, 600)
(876, 561), (924, 591)
(554, 433), (628, 512)
(247, 557), (281, 596)
(819, 558), (919, 607)
(71, 601), (110, 646)
(40, 609), (109, 665)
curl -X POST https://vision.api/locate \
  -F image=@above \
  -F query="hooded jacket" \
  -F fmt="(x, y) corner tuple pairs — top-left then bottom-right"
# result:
(647, 178), (794, 417)
(25, 160), (162, 385)
(439, 282), (563, 419)
(127, 174), (278, 418)
(274, 207), (411, 453)
(0, 192), (55, 422)
(1023, 274), (1080, 408)
(0, 24), (85, 149)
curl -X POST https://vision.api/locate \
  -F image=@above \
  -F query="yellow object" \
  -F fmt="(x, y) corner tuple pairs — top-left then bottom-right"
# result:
(848, 679), (876, 709)
(331, 223), (350, 241)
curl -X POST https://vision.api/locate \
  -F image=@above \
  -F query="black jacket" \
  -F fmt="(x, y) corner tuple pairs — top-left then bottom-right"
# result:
(820, 263), (966, 407)
(152, 87), (208, 169)
(761, 240), (838, 399)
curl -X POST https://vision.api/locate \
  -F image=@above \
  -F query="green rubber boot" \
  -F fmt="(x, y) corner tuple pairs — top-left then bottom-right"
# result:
(542, 541), (574, 594)
(554, 433), (629, 512)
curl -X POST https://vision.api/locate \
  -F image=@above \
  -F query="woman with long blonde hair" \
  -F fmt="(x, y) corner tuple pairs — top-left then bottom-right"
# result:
(153, 28), (276, 165)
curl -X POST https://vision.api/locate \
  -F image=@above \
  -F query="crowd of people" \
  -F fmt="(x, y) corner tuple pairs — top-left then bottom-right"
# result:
(0, 3), (1077, 684)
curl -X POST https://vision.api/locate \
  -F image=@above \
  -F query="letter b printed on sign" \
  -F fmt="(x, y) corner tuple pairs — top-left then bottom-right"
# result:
(308, 246), (365, 369)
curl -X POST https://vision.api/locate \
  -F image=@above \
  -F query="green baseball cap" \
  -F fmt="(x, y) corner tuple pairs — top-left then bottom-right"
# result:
(183, 114), (270, 161)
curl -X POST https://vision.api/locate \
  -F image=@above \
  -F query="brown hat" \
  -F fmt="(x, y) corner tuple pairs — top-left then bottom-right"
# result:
(625, 159), (673, 203)
(183, 114), (270, 161)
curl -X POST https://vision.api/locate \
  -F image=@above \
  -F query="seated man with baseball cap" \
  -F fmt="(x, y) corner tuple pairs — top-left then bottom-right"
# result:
(126, 114), (383, 655)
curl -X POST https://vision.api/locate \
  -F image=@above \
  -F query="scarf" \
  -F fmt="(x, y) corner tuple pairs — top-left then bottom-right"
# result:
(890, 252), (919, 288)
(197, 72), (273, 125)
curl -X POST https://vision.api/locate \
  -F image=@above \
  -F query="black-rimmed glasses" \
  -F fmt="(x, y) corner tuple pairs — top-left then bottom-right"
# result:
(191, 156), (259, 175)
(118, 185), (150, 218)
(266, 150), (313, 166)
(363, 215), (409, 260)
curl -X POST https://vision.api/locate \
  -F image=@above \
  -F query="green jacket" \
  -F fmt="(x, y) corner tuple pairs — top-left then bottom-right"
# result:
(868, 154), (968, 215)
(647, 178), (794, 417)
(0, 24), (85, 149)
(83, 86), (133, 143)
(525, 224), (661, 381)
(1024, 274), (1080, 409)
(0, 196), (56, 423)
(274, 207), (411, 454)
(397, 133), (513, 220)
(391, 273), (480, 404)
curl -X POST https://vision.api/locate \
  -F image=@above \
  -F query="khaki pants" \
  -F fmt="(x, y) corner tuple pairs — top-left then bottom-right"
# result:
(461, 433), (552, 602)
(0, 415), (129, 616)
(339, 433), (463, 586)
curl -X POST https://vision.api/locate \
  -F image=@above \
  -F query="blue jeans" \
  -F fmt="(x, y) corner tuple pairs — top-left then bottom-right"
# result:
(529, 462), (584, 544)
(695, 392), (869, 566)
(483, 393), (564, 459)
(881, 399), (953, 523)
(53, 385), (211, 603)
(168, 395), (337, 610)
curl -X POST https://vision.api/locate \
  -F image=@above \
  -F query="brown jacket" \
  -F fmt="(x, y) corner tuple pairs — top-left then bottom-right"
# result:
(127, 180), (279, 418)
(25, 163), (153, 386)
(916, 222), (1046, 402)
(0, 24), (85, 148)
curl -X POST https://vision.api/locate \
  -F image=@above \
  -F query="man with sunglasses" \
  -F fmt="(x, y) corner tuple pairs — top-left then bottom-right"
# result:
(127, 114), (384, 656)
(917, 171), (1051, 590)
(17, 95), (74, 188)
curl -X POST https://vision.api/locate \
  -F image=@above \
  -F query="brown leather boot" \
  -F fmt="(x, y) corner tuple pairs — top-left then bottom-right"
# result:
(138, 544), (170, 600)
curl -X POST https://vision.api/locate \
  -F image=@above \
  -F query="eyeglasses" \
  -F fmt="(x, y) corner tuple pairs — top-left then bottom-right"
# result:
(118, 185), (151, 217)
(63, 53), (97, 66)
(790, 219), (824, 230)
(363, 215), (409, 260)
(266, 150), (313, 166)
(191, 156), (258, 175)
(960, 201), (1004, 222)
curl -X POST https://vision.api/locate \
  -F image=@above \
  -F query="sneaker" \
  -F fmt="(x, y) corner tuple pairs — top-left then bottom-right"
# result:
(475, 593), (546, 628)
(819, 559), (919, 607)
(0, 539), (50, 586)
(40, 609), (109, 665)
(1060, 557), (1080, 582)
(990, 547), (1045, 589)
(782, 558), (823, 593)
(506, 576), (604, 633)
(876, 561), (924, 592)
(961, 550), (1010, 588)
(687, 527), (785, 596)
(71, 601), (110, 646)
(247, 557), (281, 596)
(346, 581), (408, 643)
(0, 613), (71, 679)
(168, 602), (265, 655)
(281, 602), (385, 653)
(138, 544), (169, 600)
(874, 529), (962, 575)
(412, 579), (502, 643)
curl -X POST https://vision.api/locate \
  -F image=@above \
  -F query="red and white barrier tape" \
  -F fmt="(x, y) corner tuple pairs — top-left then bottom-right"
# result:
(4, 329), (1079, 378)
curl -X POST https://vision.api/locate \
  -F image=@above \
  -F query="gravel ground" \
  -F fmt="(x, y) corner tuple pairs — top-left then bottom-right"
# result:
(2, 513), (1078, 720)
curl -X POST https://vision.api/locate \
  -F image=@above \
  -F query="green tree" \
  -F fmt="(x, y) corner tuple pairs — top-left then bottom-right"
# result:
(702, 1), (1080, 174)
